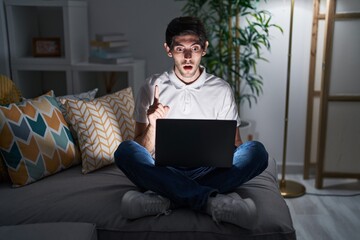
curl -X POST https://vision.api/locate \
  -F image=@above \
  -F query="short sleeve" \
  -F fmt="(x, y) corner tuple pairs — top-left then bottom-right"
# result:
(134, 84), (152, 123)
(217, 86), (241, 127)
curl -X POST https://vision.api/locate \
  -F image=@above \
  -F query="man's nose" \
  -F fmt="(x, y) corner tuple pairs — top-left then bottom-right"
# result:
(184, 49), (192, 59)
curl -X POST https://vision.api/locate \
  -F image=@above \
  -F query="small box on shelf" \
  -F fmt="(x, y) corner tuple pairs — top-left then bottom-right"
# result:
(32, 37), (61, 57)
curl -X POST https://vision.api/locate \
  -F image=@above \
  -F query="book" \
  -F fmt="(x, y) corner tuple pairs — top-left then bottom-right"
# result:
(90, 40), (129, 48)
(89, 56), (134, 64)
(90, 45), (131, 53)
(90, 49), (132, 59)
(95, 32), (126, 42)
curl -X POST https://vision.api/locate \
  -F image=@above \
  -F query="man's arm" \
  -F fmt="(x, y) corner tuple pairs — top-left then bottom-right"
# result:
(134, 85), (169, 152)
(235, 127), (243, 147)
(134, 122), (156, 153)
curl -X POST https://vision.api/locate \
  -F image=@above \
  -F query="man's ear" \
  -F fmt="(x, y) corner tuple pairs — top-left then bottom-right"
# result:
(164, 43), (172, 57)
(202, 41), (209, 56)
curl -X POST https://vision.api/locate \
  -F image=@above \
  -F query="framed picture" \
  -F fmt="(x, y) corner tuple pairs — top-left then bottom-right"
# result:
(32, 38), (61, 57)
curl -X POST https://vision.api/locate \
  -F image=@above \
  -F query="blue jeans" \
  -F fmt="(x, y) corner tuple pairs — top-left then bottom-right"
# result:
(114, 140), (268, 211)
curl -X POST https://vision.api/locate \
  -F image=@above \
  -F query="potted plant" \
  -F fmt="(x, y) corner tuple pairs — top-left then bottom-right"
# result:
(177, 0), (282, 139)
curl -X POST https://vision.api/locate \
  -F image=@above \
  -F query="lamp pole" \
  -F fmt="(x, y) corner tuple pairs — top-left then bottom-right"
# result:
(279, 0), (306, 198)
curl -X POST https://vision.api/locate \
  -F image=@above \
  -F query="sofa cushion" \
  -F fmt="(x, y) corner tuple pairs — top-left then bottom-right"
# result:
(0, 91), (79, 187)
(0, 222), (97, 240)
(65, 87), (135, 173)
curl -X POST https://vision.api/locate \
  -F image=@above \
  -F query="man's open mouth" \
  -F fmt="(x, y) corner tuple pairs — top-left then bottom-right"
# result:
(183, 65), (193, 70)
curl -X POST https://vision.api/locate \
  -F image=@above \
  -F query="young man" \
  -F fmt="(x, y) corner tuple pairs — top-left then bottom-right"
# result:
(114, 16), (268, 229)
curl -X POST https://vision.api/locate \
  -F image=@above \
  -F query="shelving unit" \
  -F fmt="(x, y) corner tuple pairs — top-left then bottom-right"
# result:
(4, 0), (145, 98)
(72, 60), (145, 97)
(5, 0), (88, 65)
(11, 65), (72, 97)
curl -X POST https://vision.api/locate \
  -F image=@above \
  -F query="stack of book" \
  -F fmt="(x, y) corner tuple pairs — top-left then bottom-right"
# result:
(89, 32), (133, 64)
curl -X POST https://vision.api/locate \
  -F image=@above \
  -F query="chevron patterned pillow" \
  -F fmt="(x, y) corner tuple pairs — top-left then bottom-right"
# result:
(57, 88), (99, 144)
(65, 87), (135, 174)
(0, 91), (80, 187)
(56, 88), (98, 124)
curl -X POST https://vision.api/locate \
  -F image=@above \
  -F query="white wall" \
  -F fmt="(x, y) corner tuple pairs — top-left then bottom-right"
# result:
(88, 0), (185, 75)
(242, 0), (314, 170)
(88, 0), (314, 170)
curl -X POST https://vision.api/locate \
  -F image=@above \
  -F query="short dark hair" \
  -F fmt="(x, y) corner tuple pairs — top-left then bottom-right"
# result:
(165, 16), (208, 49)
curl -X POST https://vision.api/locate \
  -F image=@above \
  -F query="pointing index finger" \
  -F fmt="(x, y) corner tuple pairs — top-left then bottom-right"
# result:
(153, 85), (159, 104)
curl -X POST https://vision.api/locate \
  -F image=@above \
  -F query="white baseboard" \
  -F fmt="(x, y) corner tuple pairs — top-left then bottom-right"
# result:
(276, 162), (305, 175)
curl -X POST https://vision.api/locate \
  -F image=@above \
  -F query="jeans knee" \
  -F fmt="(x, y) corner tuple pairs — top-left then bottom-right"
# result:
(242, 140), (268, 170)
(252, 141), (269, 171)
(114, 140), (134, 168)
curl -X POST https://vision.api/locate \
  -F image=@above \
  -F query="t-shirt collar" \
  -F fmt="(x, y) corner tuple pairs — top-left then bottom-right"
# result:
(168, 66), (207, 90)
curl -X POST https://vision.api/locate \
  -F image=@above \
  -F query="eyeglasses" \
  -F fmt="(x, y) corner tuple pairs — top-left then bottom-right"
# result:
(172, 45), (203, 54)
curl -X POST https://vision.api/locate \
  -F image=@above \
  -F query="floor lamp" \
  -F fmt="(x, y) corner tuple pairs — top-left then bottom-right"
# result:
(279, 0), (306, 198)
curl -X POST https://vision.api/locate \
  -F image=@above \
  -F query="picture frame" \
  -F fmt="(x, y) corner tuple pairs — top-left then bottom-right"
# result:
(32, 37), (61, 57)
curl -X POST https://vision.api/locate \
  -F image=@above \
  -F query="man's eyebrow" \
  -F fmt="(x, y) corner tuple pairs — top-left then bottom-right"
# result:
(173, 41), (202, 47)
(173, 42), (184, 47)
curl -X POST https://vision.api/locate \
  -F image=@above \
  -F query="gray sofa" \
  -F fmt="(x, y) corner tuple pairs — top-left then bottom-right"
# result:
(0, 222), (97, 240)
(0, 157), (296, 240)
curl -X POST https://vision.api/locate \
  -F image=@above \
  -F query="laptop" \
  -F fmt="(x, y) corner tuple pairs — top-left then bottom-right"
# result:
(155, 119), (236, 168)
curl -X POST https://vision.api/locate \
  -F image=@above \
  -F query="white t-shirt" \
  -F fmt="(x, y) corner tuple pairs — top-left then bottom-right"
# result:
(134, 67), (241, 126)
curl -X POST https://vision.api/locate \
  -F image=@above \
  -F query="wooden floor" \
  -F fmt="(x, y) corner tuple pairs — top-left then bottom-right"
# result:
(281, 174), (360, 240)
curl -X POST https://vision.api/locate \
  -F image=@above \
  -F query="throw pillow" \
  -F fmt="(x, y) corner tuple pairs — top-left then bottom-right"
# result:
(0, 91), (80, 187)
(0, 75), (22, 183)
(0, 159), (9, 183)
(56, 88), (98, 142)
(66, 87), (135, 174)
(55, 88), (98, 122)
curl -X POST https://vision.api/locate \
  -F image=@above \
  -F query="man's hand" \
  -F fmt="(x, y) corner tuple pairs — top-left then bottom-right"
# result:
(147, 85), (170, 127)
(134, 85), (170, 152)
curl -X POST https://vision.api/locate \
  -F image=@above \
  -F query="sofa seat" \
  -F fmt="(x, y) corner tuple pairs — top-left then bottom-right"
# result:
(0, 222), (97, 240)
(0, 157), (296, 240)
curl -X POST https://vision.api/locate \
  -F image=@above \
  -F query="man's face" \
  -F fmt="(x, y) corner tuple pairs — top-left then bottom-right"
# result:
(164, 35), (208, 84)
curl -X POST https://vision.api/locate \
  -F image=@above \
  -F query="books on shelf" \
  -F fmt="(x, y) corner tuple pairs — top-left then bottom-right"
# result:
(89, 56), (133, 64)
(95, 32), (126, 42)
(90, 40), (129, 48)
(89, 32), (133, 65)
(90, 48), (132, 59)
